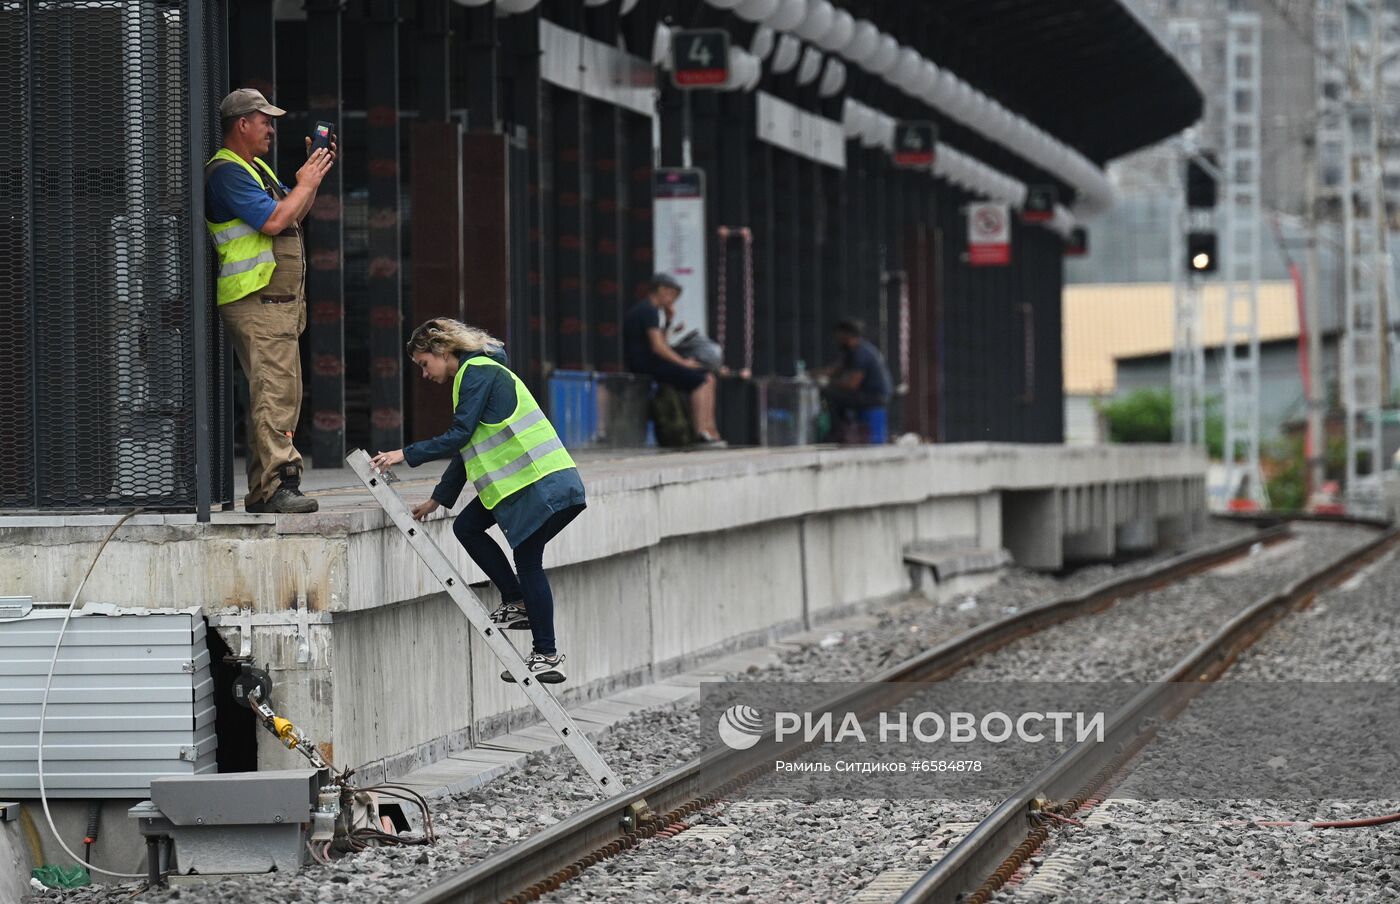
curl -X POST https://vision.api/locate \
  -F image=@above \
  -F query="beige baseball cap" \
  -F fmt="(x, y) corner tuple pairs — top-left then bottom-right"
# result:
(219, 88), (287, 119)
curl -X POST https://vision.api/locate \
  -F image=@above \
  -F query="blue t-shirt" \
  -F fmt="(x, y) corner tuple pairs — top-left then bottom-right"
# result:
(622, 300), (664, 373)
(205, 158), (288, 230)
(842, 339), (892, 403)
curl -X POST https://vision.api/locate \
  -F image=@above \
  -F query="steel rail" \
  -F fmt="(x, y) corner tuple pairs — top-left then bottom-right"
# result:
(405, 526), (1292, 904)
(898, 523), (1399, 904)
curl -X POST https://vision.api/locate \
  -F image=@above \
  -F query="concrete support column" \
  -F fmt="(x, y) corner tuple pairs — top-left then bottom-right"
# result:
(976, 493), (1001, 551)
(1002, 489), (1062, 570)
(1116, 481), (1158, 552)
(1063, 484), (1115, 561)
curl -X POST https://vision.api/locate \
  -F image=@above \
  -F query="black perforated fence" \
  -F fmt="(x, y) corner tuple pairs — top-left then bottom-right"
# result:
(0, 1), (229, 514)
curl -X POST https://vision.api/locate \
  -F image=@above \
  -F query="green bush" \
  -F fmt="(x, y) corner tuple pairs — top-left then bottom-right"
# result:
(1099, 389), (1172, 444)
(1265, 435), (1307, 511)
(1099, 389), (1224, 458)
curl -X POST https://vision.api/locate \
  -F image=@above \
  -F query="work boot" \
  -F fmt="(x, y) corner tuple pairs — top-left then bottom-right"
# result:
(265, 465), (319, 514)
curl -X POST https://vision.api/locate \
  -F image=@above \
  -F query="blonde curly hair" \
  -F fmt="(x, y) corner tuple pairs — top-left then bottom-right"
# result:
(406, 318), (504, 359)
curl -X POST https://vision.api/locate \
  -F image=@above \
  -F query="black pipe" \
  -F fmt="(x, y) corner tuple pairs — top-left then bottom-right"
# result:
(146, 836), (164, 888)
(83, 800), (100, 864)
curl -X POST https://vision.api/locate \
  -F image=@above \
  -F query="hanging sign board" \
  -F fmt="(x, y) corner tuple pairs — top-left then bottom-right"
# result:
(892, 121), (937, 167)
(1066, 227), (1089, 257)
(967, 202), (1011, 266)
(672, 29), (730, 87)
(653, 168), (708, 336)
(1022, 184), (1057, 223)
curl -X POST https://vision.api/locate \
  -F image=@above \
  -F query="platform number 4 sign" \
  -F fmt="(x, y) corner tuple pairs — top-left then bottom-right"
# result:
(893, 122), (937, 167)
(672, 29), (730, 88)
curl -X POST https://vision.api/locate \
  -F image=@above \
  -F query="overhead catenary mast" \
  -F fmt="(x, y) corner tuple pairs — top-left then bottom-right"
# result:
(1221, 12), (1267, 507)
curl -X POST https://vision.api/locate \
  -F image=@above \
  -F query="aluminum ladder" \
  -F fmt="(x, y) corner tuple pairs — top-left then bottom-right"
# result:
(346, 449), (635, 808)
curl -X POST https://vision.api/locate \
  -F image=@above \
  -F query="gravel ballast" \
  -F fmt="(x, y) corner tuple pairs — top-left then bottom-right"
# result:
(1000, 534), (1400, 904)
(43, 520), (1380, 904)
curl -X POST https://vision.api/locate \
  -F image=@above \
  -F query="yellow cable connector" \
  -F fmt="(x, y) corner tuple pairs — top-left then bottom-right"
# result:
(272, 716), (300, 747)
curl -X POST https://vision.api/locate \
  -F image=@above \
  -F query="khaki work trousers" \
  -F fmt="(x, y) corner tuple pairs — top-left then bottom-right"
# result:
(220, 293), (307, 507)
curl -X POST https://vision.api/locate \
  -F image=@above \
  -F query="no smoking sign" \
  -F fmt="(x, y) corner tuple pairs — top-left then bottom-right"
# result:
(967, 202), (1010, 266)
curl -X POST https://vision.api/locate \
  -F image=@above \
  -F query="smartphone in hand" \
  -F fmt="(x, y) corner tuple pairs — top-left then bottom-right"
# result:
(311, 121), (334, 153)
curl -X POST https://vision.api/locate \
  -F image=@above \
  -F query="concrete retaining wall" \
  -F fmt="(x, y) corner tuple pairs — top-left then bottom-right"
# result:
(0, 444), (1205, 782)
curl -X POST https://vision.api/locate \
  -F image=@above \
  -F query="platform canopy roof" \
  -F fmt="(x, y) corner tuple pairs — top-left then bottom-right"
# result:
(907, 0), (1203, 163)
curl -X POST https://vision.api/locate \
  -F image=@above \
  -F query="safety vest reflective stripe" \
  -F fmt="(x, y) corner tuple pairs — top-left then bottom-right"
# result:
(470, 408), (547, 456)
(204, 148), (280, 305)
(210, 222), (260, 246)
(219, 249), (277, 277)
(452, 356), (577, 509)
(471, 436), (566, 495)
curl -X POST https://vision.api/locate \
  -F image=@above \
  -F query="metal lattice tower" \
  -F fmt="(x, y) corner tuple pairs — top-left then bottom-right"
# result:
(1324, 0), (1388, 511)
(1221, 12), (1266, 506)
(1170, 157), (1207, 448)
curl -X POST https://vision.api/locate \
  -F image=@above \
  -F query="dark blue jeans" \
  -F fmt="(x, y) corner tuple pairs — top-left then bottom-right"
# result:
(453, 499), (583, 655)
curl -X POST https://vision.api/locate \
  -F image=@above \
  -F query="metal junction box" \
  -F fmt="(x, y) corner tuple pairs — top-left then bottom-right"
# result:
(131, 770), (320, 875)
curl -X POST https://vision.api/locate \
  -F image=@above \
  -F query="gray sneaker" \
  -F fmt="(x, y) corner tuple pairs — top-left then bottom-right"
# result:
(489, 601), (531, 630)
(501, 652), (566, 684)
(263, 487), (319, 514)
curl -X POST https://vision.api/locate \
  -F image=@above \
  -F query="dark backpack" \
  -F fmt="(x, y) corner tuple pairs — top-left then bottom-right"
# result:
(649, 384), (693, 447)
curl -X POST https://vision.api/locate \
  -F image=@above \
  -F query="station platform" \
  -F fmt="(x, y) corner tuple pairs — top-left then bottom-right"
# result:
(0, 443), (1204, 784)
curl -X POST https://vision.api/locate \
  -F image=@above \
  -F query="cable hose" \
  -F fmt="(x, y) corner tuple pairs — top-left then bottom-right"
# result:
(1258, 811), (1400, 829)
(38, 510), (147, 878)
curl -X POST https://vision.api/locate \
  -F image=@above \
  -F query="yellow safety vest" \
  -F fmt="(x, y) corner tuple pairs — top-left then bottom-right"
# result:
(453, 356), (577, 509)
(204, 148), (280, 305)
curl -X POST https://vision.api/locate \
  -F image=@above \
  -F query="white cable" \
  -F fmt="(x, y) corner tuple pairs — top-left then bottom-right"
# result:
(38, 510), (146, 879)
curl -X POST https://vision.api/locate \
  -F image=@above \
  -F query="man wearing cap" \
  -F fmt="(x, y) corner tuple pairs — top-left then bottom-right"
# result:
(622, 274), (724, 446)
(205, 88), (335, 513)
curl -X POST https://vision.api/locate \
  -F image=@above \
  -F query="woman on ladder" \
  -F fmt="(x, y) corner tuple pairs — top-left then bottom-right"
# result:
(371, 319), (584, 684)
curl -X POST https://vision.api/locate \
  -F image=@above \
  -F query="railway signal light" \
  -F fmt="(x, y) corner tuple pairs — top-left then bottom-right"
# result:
(1187, 231), (1217, 273)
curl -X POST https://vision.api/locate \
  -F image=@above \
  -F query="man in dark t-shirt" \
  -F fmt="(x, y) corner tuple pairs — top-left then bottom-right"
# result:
(622, 274), (724, 446)
(820, 318), (892, 443)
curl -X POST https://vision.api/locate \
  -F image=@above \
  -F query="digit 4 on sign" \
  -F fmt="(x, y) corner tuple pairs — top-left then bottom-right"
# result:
(672, 29), (730, 88)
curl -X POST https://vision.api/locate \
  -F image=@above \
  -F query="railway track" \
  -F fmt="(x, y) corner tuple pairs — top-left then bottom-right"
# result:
(896, 519), (1400, 904)
(401, 520), (1372, 904)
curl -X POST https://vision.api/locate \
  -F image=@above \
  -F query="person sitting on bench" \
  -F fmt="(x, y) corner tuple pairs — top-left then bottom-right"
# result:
(622, 273), (725, 447)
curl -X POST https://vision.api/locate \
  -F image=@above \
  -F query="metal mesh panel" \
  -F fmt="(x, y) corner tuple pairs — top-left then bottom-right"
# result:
(0, 4), (33, 506)
(3, 1), (227, 511)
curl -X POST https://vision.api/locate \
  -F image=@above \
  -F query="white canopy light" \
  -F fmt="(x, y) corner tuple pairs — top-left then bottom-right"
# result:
(736, 0), (779, 23)
(915, 60), (938, 97)
(844, 19), (880, 64)
(866, 34), (898, 74)
(795, 0), (834, 43)
(842, 98), (870, 139)
(724, 48), (763, 92)
(771, 33), (802, 74)
(819, 58), (846, 97)
(495, 0), (540, 10)
(815, 8), (854, 51)
(889, 47), (922, 89)
(796, 46), (823, 85)
(708, 0), (746, 8)
(766, 0), (808, 32)
(451, 0), (491, 6)
(619, 0), (640, 13)
(751, 25), (775, 60)
(652, 23), (672, 69)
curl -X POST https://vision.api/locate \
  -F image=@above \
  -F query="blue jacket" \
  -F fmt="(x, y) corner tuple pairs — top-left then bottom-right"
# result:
(402, 348), (586, 547)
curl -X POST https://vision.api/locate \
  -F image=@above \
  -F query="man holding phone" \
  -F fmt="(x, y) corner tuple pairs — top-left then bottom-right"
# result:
(204, 88), (335, 513)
